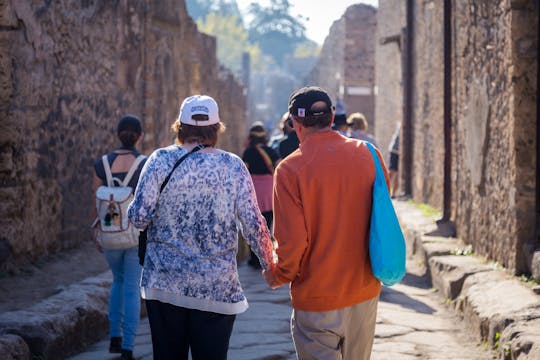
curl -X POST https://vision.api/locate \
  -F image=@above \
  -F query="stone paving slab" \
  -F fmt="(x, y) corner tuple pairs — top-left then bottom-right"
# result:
(69, 260), (493, 360)
(7, 198), (539, 359)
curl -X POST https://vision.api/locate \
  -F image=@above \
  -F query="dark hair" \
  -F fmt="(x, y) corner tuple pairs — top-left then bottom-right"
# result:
(248, 123), (267, 146)
(117, 115), (142, 147)
(172, 121), (225, 146)
(292, 112), (333, 129)
(118, 130), (140, 148)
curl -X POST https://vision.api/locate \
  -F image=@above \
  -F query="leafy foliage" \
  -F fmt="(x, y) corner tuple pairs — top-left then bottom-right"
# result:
(247, 0), (308, 65)
(197, 13), (262, 73)
(294, 40), (321, 58)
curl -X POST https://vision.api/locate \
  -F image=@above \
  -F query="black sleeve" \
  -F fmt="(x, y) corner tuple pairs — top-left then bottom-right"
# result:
(263, 146), (280, 166)
(242, 147), (257, 171)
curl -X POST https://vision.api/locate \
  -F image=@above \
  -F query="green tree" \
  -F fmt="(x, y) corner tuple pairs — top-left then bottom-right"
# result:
(247, 0), (308, 65)
(294, 40), (321, 58)
(197, 13), (262, 73)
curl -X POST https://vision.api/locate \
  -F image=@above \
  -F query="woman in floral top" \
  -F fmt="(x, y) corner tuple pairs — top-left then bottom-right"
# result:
(128, 95), (274, 359)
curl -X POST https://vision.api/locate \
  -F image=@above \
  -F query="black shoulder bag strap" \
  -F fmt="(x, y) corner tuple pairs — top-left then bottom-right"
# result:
(138, 144), (209, 265)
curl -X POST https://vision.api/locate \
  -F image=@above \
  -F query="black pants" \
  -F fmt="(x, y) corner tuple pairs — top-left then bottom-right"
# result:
(145, 300), (236, 360)
(249, 210), (273, 268)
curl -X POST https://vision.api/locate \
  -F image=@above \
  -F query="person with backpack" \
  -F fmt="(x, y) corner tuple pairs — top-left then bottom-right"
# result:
(92, 115), (147, 360)
(128, 95), (274, 359)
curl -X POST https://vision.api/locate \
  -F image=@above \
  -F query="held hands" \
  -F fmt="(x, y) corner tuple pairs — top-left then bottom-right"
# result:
(262, 263), (280, 289)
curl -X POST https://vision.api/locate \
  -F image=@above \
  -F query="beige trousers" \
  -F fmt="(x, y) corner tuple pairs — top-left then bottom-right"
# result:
(291, 296), (379, 360)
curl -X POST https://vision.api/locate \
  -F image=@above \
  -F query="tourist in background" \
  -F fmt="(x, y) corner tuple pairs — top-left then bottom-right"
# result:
(347, 112), (379, 148)
(264, 86), (386, 360)
(92, 115), (146, 360)
(332, 112), (348, 136)
(242, 122), (280, 269)
(277, 111), (300, 158)
(388, 123), (400, 198)
(128, 95), (274, 359)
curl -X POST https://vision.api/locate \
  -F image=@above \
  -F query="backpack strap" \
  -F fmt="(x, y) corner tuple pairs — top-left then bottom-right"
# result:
(101, 154), (145, 187)
(255, 145), (275, 174)
(121, 155), (146, 187)
(101, 155), (115, 187)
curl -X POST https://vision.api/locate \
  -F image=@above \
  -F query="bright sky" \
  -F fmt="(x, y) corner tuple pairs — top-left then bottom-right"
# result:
(237, 0), (379, 45)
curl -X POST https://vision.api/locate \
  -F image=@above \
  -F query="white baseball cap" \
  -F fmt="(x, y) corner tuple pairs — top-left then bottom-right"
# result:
(178, 95), (220, 126)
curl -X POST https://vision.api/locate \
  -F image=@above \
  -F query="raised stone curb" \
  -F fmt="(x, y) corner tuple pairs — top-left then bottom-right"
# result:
(0, 333), (30, 360)
(0, 271), (111, 359)
(428, 255), (493, 300)
(394, 199), (540, 359)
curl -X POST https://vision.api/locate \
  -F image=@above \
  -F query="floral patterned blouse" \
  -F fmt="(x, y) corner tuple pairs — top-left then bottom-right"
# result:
(128, 145), (274, 315)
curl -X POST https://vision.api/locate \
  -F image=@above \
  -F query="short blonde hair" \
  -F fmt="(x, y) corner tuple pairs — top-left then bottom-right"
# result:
(347, 112), (368, 131)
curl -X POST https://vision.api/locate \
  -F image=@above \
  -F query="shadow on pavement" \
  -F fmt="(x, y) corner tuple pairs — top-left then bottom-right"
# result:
(379, 286), (435, 314)
(399, 271), (431, 289)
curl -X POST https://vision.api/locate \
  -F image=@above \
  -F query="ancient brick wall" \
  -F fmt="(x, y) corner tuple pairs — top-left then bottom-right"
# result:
(343, 5), (377, 132)
(410, 0), (445, 209)
(452, 0), (537, 272)
(377, 0), (445, 208)
(306, 4), (376, 126)
(374, 1), (405, 160)
(0, 0), (246, 268)
(376, 0), (538, 274)
(305, 17), (345, 101)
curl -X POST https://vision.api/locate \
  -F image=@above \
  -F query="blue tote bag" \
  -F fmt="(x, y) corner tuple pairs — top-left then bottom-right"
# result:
(366, 142), (406, 286)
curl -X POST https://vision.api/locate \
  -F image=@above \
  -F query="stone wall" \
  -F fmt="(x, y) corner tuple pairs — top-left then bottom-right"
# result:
(411, 0), (445, 209)
(452, 0), (537, 272)
(374, 0), (405, 159)
(306, 4), (376, 128)
(343, 4), (377, 132)
(0, 0), (246, 269)
(306, 17), (345, 101)
(376, 0), (538, 274)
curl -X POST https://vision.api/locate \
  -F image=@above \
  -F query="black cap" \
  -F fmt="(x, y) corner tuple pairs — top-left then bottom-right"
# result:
(117, 115), (142, 135)
(288, 86), (334, 118)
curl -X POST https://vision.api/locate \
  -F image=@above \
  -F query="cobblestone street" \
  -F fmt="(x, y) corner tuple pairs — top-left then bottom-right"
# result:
(69, 258), (493, 360)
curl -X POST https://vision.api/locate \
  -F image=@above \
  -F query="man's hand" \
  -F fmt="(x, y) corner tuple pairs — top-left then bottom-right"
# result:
(262, 264), (280, 289)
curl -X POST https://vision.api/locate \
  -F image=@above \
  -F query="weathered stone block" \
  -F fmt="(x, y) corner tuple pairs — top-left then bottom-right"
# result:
(456, 271), (540, 342)
(531, 250), (540, 283)
(499, 316), (540, 359)
(0, 272), (111, 359)
(428, 255), (493, 300)
(0, 333), (30, 360)
(0, 0), (17, 28)
(421, 235), (460, 258)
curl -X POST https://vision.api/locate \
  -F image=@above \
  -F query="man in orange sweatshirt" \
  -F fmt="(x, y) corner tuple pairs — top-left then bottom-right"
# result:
(264, 86), (389, 360)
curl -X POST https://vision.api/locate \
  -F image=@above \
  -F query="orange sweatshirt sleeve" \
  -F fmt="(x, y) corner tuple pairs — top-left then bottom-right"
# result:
(271, 162), (308, 286)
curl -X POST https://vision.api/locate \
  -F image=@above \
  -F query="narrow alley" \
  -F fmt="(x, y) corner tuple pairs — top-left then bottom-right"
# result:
(2, 1), (540, 359)
(68, 251), (493, 360)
